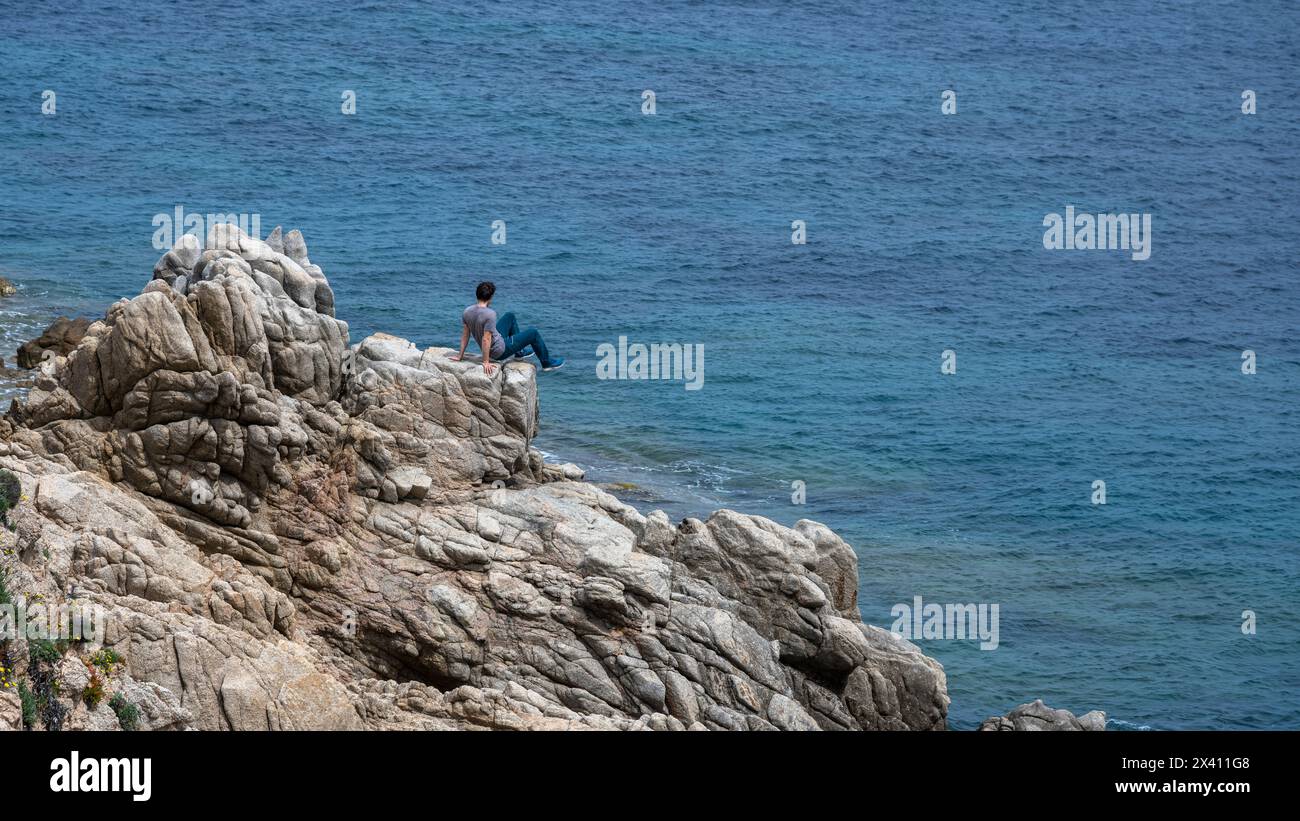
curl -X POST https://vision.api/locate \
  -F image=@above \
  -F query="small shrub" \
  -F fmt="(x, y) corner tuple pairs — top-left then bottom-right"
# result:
(89, 647), (124, 678)
(18, 681), (36, 730)
(83, 669), (104, 709)
(0, 564), (11, 608)
(25, 646), (66, 731)
(109, 692), (139, 731)
(35, 681), (66, 731)
(0, 469), (18, 530)
(28, 639), (60, 666)
(0, 470), (18, 506)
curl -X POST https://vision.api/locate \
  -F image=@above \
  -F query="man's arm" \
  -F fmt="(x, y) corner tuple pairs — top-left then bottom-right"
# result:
(482, 330), (496, 375)
(450, 324), (470, 361)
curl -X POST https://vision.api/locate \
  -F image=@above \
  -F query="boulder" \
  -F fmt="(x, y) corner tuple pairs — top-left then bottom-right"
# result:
(979, 699), (1106, 731)
(16, 316), (91, 369)
(0, 690), (24, 731)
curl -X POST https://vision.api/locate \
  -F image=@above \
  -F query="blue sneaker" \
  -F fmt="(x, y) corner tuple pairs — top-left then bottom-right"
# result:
(542, 356), (565, 372)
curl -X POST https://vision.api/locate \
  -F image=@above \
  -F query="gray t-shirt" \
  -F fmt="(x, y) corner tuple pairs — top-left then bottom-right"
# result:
(463, 304), (505, 358)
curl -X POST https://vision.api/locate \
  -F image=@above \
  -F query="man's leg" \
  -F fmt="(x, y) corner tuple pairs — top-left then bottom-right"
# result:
(496, 312), (519, 339)
(504, 327), (550, 365)
(496, 312), (531, 358)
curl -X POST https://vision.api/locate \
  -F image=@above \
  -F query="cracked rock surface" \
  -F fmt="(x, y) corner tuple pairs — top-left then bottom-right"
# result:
(978, 699), (1106, 731)
(0, 224), (951, 730)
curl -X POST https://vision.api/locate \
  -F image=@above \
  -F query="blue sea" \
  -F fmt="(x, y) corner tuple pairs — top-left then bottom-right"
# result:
(1, 0), (1297, 730)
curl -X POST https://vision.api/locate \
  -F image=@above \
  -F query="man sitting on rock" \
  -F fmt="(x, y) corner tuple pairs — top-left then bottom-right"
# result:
(450, 280), (564, 375)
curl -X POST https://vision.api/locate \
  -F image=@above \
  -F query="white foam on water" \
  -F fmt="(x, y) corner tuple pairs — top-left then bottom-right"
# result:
(1106, 717), (1156, 731)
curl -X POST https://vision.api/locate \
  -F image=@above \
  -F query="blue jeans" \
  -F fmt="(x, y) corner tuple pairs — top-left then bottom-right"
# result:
(495, 312), (552, 366)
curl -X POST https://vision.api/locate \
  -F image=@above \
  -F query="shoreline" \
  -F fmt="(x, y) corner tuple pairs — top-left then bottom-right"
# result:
(0, 241), (1106, 732)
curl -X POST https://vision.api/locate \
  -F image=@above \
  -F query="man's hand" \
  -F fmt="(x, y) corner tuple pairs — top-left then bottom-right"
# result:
(481, 330), (495, 377)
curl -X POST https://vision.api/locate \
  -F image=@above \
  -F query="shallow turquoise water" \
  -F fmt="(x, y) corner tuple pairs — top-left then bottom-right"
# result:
(1, 0), (1297, 728)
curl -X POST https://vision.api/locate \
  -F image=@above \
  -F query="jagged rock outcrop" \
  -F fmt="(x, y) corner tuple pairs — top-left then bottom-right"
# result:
(15, 316), (90, 369)
(0, 277), (15, 298)
(0, 224), (950, 731)
(979, 699), (1106, 731)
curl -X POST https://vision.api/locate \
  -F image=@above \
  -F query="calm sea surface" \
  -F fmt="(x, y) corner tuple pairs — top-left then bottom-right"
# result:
(1, 0), (1297, 728)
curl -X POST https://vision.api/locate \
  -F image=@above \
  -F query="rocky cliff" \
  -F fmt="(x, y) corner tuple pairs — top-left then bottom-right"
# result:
(0, 224), (957, 731)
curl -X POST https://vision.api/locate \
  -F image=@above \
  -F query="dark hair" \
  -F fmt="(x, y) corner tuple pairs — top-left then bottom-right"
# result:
(476, 281), (495, 302)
